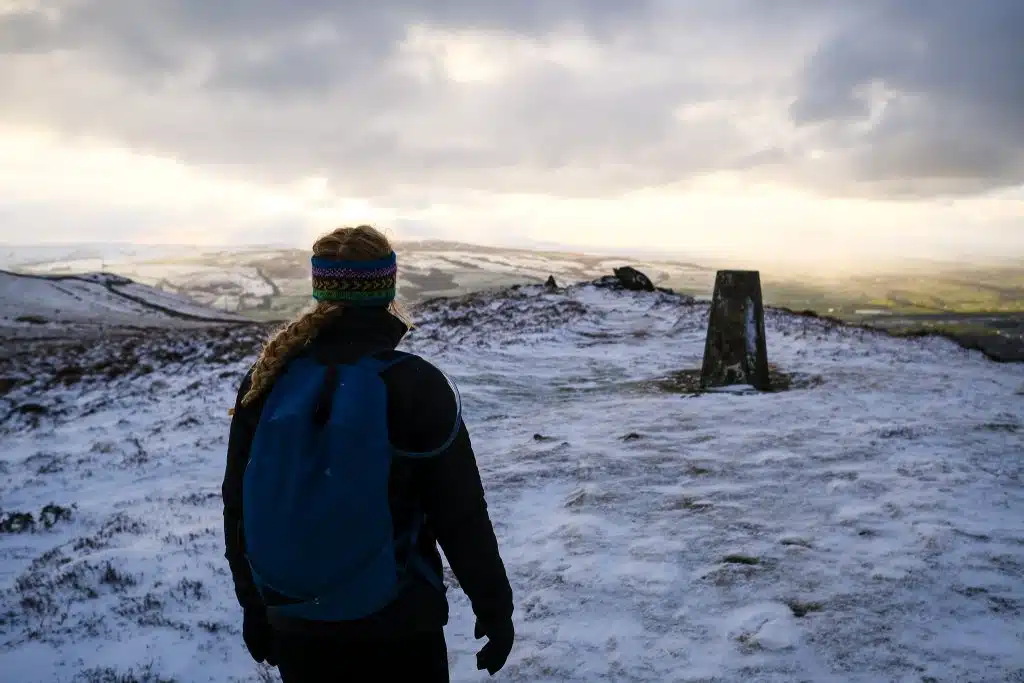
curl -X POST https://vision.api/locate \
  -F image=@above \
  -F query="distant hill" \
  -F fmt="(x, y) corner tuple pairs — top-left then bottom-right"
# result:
(0, 269), (251, 334)
(1, 241), (718, 321)
(2, 241), (1020, 361)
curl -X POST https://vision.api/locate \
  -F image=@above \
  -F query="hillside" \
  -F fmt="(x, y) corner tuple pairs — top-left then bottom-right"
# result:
(1, 281), (1021, 682)
(0, 269), (250, 337)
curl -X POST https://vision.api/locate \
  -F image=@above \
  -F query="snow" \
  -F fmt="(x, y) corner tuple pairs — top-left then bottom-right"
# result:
(115, 282), (252, 321)
(0, 271), (138, 325)
(440, 252), (588, 275)
(113, 266), (278, 299)
(1, 283), (1022, 682)
(0, 270), (250, 327)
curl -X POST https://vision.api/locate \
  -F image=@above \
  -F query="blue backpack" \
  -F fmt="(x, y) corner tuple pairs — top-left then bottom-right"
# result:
(241, 351), (459, 621)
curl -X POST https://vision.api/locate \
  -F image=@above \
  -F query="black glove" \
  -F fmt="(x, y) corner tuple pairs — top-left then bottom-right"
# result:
(242, 608), (278, 666)
(474, 617), (514, 675)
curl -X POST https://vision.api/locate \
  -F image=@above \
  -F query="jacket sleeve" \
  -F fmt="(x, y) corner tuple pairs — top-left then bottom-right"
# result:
(221, 369), (264, 613)
(398, 358), (515, 626)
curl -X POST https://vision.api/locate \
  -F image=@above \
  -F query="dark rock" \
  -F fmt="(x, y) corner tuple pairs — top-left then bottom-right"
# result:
(610, 280), (695, 303)
(613, 266), (656, 292)
(590, 267), (658, 292)
(39, 504), (73, 529)
(0, 511), (35, 533)
(54, 366), (84, 386)
(592, 275), (621, 289)
(545, 275), (558, 290)
(786, 600), (825, 618)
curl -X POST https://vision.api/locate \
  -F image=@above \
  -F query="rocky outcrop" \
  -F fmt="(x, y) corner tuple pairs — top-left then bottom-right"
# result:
(613, 266), (655, 292)
(592, 267), (654, 291)
(590, 266), (682, 298)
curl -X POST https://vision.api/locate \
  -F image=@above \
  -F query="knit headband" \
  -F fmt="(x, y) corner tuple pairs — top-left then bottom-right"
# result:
(311, 252), (397, 306)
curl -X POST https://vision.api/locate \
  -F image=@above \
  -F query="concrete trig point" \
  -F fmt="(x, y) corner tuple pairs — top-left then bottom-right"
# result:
(699, 270), (771, 391)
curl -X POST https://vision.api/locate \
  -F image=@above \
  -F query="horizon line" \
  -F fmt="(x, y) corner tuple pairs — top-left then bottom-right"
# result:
(2, 237), (1021, 275)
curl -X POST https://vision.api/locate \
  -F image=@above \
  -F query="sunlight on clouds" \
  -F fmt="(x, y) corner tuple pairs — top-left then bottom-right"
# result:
(412, 176), (1023, 272)
(0, 0), (1019, 264)
(2, 126), (258, 208)
(396, 25), (600, 85)
(1, 125), (1019, 271)
(0, 126), (395, 244)
(0, 1), (48, 17)
(673, 97), (802, 157)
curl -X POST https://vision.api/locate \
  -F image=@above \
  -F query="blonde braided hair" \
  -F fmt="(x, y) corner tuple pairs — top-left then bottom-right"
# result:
(238, 225), (412, 408)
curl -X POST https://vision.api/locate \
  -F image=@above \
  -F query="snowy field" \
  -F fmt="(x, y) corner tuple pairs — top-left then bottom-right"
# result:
(1, 283), (1022, 682)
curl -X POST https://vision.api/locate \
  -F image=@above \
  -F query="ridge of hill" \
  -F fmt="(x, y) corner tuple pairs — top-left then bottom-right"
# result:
(0, 269), (251, 337)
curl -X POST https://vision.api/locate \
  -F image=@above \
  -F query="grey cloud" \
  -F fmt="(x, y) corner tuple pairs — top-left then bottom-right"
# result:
(791, 0), (1024, 196)
(0, 0), (1020, 201)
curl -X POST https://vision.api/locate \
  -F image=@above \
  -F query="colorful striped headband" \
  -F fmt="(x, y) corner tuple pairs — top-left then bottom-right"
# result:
(311, 252), (397, 306)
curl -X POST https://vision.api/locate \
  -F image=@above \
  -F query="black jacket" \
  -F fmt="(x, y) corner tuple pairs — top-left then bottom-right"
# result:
(222, 307), (514, 636)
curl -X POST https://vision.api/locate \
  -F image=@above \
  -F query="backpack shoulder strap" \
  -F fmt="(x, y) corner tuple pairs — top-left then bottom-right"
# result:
(353, 351), (462, 459)
(393, 362), (463, 460)
(311, 363), (339, 427)
(357, 350), (417, 375)
(310, 352), (415, 426)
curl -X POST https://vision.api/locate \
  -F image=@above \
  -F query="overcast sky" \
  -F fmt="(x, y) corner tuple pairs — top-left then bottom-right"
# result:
(1, 0), (1021, 270)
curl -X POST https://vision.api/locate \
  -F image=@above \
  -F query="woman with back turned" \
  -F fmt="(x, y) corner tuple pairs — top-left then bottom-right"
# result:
(221, 225), (515, 682)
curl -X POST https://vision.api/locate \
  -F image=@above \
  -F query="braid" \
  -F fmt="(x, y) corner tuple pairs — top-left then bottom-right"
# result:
(240, 303), (341, 407)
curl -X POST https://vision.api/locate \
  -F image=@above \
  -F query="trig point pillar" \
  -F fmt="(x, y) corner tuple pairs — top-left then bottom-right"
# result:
(699, 270), (770, 391)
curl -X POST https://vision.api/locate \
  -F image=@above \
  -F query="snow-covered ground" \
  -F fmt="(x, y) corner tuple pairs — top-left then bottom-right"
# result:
(0, 270), (250, 329)
(1, 284), (1022, 682)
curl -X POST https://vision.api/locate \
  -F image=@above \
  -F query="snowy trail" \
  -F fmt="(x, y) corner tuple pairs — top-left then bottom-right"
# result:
(1, 285), (1022, 682)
